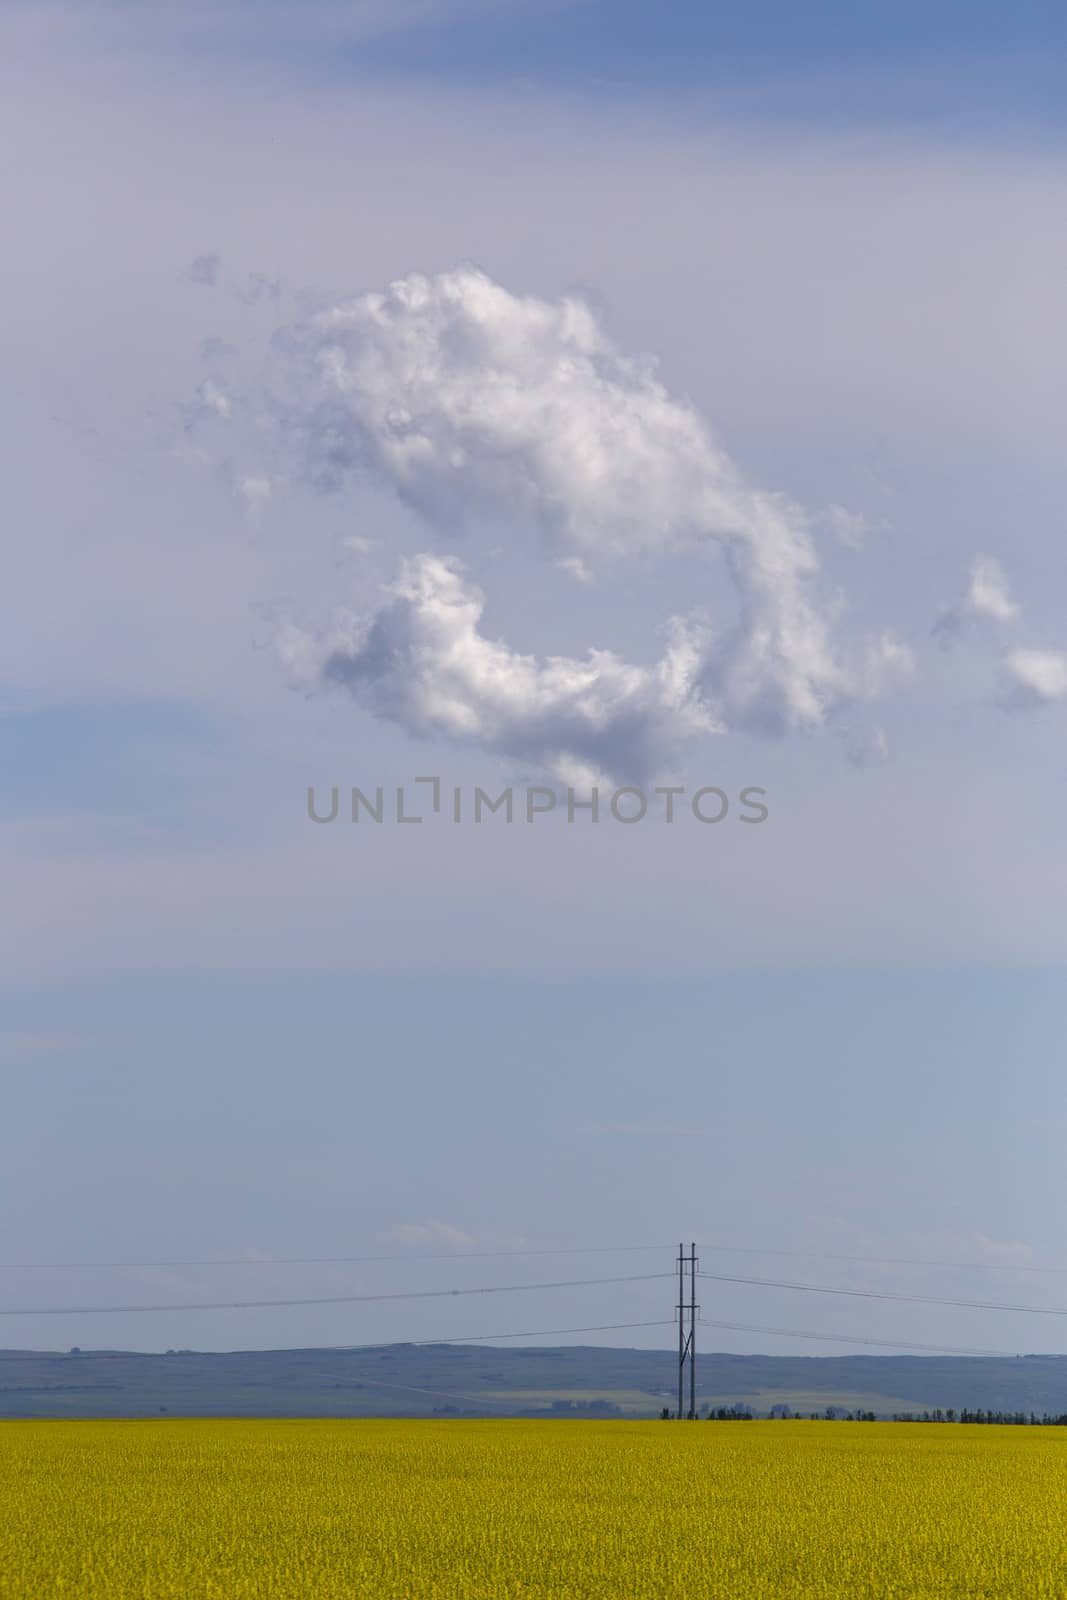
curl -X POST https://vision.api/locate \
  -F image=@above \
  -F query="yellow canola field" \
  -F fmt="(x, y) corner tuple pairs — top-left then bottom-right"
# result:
(3, 1418), (1067, 1599)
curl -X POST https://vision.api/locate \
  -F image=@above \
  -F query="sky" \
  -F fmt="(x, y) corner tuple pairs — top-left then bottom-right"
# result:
(3, 1), (1067, 1360)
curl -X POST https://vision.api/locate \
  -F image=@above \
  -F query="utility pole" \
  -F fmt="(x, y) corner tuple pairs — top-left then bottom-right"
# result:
(677, 1243), (684, 1420)
(676, 1242), (699, 1417)
(689, 1240), (698, 1420)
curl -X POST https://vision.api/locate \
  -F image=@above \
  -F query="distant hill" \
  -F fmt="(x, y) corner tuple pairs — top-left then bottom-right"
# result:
(4, 1345), (1067, 1419)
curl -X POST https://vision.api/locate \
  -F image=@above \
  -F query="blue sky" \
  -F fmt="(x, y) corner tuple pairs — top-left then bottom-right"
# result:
(3, 0), (1067, 1358)
(350, 0), (1067, 115)
(4, 968), (1067, 1354)
(23, 0), (1067, 132)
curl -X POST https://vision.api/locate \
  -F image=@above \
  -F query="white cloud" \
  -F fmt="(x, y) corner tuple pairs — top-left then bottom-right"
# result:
(861, 632), (914, 697)
(933, 556), (1019, 645)
(249, 267), (879, 747)
(279, 553), (716, 786)
(193, 377), (232, 421)
(557, 556), (593, 584)
(1000, 648), (1067, 711)
(381, 1220), (490, 1252)
(271, 267), (740, 562)
(968, 559), (1020, 624)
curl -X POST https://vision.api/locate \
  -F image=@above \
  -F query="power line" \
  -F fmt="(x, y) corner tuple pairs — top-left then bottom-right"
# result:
(1, 1240), (1061, 1275)
(0, 1244), (674, 1271)
(340, 1317), (1014, 1359)
(698, 1270), (1067, 1317)
(0, 1271), (673, 1318)
(6, 1246), (1065, 1333)
(418, 1319), (677, 1344)
(699, 1243), (1066, 1276)
(332, 1319), (678, 1348)
(696, 1318), (1018, 1359)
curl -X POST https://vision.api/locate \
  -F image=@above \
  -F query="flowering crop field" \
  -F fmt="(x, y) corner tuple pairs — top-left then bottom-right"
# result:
(3, 1417), (1067, 1598)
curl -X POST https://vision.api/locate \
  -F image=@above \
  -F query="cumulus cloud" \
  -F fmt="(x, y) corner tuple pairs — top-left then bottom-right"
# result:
(1000, 648), (1067, 711)
(933, 556), (1019, 645)
(183, 266), (914, 774)
(279, 553), (717, 786)
(263, 267), (864, 736)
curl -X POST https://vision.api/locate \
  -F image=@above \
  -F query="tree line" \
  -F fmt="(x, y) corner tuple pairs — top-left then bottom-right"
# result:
(888, 1409), (1067, 1425)
(662, 1404), (1067, 1423)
